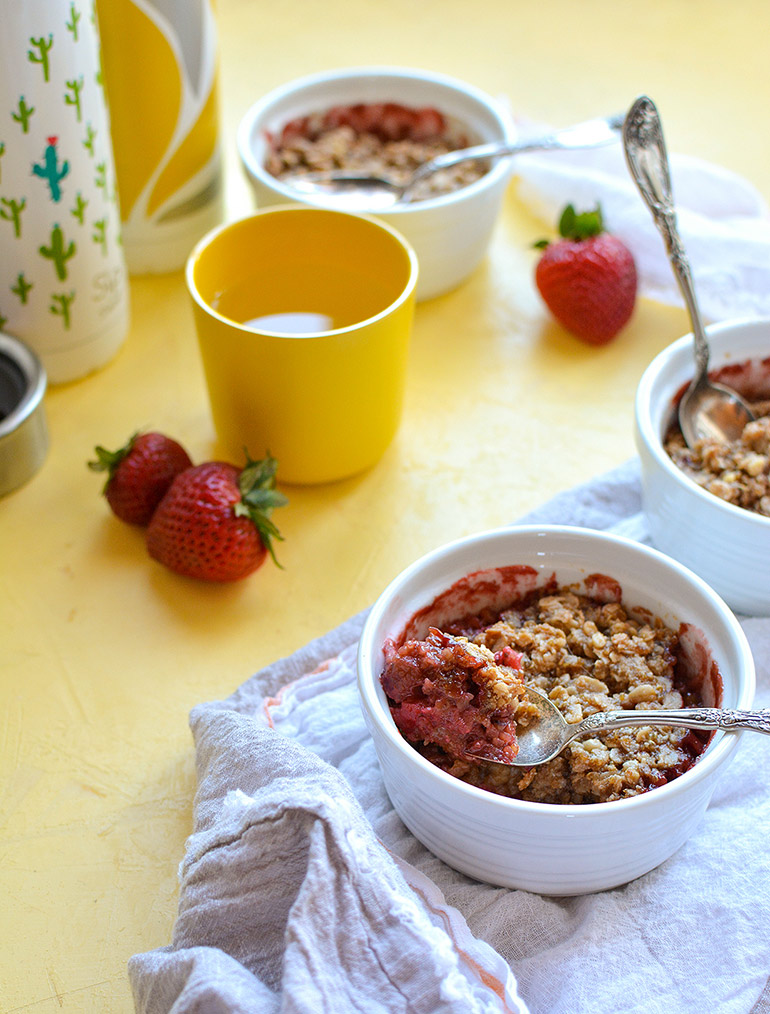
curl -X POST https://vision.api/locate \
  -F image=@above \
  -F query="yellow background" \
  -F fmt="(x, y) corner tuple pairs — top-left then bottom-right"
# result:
(3, 0), (769, 1009)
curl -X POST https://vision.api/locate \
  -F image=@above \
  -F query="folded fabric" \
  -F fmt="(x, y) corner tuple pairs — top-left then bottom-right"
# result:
(512, 122), (770, 323)
(129, 459), (770, 1014)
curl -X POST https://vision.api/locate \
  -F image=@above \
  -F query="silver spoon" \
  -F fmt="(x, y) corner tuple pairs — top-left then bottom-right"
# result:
(466, 685), (770, 767)
(283, 113), (625, 210)
(622, 95), (754, 448)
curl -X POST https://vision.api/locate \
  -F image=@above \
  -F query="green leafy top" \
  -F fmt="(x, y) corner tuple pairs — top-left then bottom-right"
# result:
(87, 432), (138, 491)
(534, 203), (605, 249)
(234, 451), (289, 566)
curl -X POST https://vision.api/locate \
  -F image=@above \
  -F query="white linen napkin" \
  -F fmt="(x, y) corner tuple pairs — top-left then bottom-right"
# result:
(511, 124), (770, 323)
(128, 459), (770, 1014)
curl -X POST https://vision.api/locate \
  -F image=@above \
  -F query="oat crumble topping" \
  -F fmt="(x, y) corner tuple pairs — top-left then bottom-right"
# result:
(265, 103), (488, 202)
(381, 588), (711, 805)
(664, 399), (770, 517)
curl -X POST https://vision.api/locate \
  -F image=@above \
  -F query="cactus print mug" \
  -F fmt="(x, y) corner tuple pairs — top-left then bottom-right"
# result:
(0, 0), (129, 383)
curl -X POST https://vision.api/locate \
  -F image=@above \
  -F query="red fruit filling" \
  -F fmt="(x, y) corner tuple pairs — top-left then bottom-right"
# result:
(275, 102), (449, 146)
(379, 583), (722, 805)
(381, 627), (527, 764)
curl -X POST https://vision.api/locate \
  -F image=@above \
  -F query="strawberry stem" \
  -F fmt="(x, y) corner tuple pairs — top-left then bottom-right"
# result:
(558, 203), (604, 240)
(533, 203), (606, 250)
(87, 432), (139, 492)
(235, 451), (289, 567)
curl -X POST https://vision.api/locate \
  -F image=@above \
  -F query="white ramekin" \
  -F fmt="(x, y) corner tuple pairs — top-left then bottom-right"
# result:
(357, 525), (754, 895)
(237, 66), (516, 301)
(635, 317), (770, 616)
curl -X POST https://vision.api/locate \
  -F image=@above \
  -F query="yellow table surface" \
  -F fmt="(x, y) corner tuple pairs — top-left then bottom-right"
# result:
(3, 1), (769, 1009)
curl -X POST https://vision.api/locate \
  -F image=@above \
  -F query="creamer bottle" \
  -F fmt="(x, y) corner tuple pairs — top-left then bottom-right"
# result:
(96, 0), (224, 273)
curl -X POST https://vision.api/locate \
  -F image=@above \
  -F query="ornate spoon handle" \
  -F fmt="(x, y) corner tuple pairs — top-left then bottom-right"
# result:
(403, 113), (624, 198)
(572, 707), (770, 742)
(622, 95), (710, 380)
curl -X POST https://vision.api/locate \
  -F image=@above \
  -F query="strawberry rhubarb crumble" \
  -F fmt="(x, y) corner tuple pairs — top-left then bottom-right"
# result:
(265, 102), (487, 202)
(381, 585), (716, 805)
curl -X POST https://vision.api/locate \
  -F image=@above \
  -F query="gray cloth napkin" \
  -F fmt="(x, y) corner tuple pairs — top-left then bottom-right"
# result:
(129, 459), (770, 1014)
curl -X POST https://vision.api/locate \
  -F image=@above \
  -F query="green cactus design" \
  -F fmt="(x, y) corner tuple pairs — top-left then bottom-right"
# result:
(66, 3), (81, 40)
(11, 96), (35, 134)
(71, 191), (88, 225)
(32, 137), (70, 202)
(11, 273), (33, 304)
(90, 0), (103, 84)
(65, 77), (84, 122)
(82, 123), (96, 157)
(0, 142), (5, 182)
(50, 291), (75, 329)
(0, 197), (26, 237)
(28, 36), (54, 82)
(39, 223), (76, 280)
(92, 217), (107, 254)
(94, 161), (106, 191)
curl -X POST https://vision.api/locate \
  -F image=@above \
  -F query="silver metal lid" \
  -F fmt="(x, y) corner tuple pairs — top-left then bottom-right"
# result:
(0, 332), (49, 497)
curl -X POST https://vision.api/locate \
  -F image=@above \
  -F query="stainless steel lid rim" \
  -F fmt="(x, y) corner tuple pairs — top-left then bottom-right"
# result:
(0, 332), (48, 496)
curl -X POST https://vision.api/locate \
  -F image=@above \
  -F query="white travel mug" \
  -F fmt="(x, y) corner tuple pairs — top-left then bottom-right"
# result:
(0, 0), (130, 384)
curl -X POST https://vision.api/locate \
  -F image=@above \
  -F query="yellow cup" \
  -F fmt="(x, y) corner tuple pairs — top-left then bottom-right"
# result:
(186, 206), (418, 484)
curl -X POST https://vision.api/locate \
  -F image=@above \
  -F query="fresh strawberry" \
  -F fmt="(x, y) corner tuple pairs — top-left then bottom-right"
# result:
(88, 431), (193, 525)
(146, 453), (287, 582)
(534, 204), (637, 344)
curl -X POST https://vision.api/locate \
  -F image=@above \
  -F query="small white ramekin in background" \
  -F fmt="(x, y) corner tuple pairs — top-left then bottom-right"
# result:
(237, 66), (516, 301)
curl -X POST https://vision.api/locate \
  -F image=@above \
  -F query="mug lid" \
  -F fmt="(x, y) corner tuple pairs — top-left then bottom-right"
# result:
(0, 332), (49, 496)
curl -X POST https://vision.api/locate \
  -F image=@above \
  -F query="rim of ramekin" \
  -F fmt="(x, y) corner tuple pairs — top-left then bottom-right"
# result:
(236, 64), (516, 216)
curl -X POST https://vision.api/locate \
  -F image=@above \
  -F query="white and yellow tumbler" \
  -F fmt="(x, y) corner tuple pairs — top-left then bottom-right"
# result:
(97, 0), (224, 274)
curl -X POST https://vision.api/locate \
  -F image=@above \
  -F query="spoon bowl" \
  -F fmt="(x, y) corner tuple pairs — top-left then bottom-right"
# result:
(622, 96), (754, 447)
(467, 686), (770, 768)
(286, 113), (624, 209)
